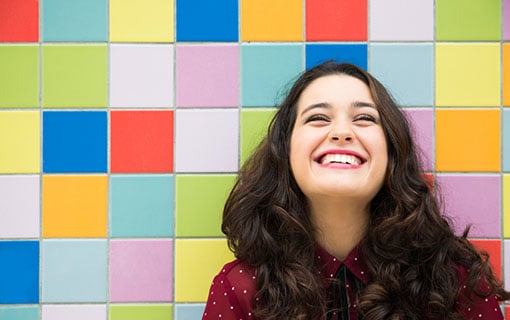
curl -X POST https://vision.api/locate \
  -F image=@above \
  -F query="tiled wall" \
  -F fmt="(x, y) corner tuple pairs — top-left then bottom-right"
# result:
(0, 0), (509, 319)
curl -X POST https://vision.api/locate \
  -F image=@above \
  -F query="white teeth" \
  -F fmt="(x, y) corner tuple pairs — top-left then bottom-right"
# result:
(320, 154), (361, 165)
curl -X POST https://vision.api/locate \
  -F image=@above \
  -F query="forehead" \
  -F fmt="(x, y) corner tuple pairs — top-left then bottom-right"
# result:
(297, 74), (374, 110)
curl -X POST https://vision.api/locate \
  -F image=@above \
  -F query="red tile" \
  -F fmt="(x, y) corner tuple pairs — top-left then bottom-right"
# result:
(0, 0), (39, 42)
(111, 111), (174, 173)
(470, 239), (502, 280)
(306, 0), (367, 41)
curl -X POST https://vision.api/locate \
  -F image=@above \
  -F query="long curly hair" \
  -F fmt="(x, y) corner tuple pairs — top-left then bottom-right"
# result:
(222, 61), (509, 319)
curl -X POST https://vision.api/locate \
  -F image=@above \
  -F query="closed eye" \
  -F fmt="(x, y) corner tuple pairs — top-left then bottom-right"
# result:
(354, 114), (377, 123)
(305, 114), (330, 124)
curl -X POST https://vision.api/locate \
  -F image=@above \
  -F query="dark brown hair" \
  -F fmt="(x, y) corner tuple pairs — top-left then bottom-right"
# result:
(222, 61), (509, 319)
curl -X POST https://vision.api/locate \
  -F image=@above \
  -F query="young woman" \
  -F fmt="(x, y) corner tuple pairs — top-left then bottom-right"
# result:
(202, 62), (509, 319)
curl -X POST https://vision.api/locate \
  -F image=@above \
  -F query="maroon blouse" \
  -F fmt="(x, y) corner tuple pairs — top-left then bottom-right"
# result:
(202, 245), (504, 320)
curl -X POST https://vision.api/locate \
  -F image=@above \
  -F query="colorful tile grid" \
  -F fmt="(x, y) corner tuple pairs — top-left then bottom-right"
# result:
(0, 0), (509, 319)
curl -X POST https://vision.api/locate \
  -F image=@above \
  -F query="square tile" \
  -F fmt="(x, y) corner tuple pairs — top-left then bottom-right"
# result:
(42, 305), (106, 320)
(0, 306), (39, 320)
(0, 46), (39, 108)
(306, 44), (367, 70)
(42, 45), (107, 108)
(306, 0), (367, 40)
(43, 111), (107, 173)
(42, 175), (107, 238)
(174, 239), (234, 302)
(175, 174), (236, 237)
(110, 0), (174, 42)
(0, 0), (38, 42)
(505, 0), (510, 40)
(436, 174), (500, 237)
(369, 0), (433, 40)
(436, 0), (501, 40)
(503, 110), (510, 171)
(176, 0), (238, 41)
(174, 304), (205, 320)
(241, 0), (302, 41)
(470, 239), (502, 279)
(0, 175), (40, 238)
(402, 109), (434, 172)
(436, 109), (500, 172)
(42, 0), (107, 41)
(110, 240), (173, 302)
(0, 111), (40, 173)
(241, 44), (303, 107)
(436, 44), (500, 107)
(241, 109), (276, 164)
(0, 241), (39, 304)
(110, 175), (174, 238)
(42, 240), (107, 302)
(110, 45), (174, 108)
(503, 175), (510, 237)
(505, 240), (510, 291)
(175, 109), (238, 172)
(370, 43), (434, 107)
(504, 44), (510, 107)
(109, 304), (172, 320)
(110, 110), (174, 173)
(176, 45), (238, 107)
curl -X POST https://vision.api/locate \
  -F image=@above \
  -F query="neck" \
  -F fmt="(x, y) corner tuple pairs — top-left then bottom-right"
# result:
(309, 196), (369, 260)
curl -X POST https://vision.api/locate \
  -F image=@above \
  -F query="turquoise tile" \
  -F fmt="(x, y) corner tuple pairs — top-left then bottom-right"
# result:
(0, 306), (39, 320)
(370, 43), (434, 107)
(174, 304), (205, 320)
(42, 240), (107, 303)
(241, 44), (303, 107)
(110, 175), (174, 237)
(42, 0), (107, 41)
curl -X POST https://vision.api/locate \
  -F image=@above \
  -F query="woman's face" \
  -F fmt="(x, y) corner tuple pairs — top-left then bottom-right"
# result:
(289, 74), (388, 204)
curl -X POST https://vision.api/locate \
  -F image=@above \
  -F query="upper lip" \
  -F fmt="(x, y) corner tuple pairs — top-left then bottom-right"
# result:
(314, 149), (367, 164)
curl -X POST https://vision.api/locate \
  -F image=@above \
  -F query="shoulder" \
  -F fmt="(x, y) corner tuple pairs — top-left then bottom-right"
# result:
(213, 259), (258, 296)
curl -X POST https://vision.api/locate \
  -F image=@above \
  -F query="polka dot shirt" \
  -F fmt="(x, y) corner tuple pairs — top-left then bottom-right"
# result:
(202, 245), (504, 319)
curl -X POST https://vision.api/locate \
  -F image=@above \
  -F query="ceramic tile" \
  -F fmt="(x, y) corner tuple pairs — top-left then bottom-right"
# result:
(505, 240), (510, 291)
(470, 239), (502, 279)
(109, 304), (172, 320)
(504, 175), (510, 237)
(504, 44), (510, 107)
(0, 306), (39, 320)
(306, 44), (367, 70)
(241, 109), (277, 164)
(505, 0), (510, 39)
(174, 304), (205, 320)
(402, 109), (434, 172)
(42, 305), (106, 320)
(0, 0), (38, 42)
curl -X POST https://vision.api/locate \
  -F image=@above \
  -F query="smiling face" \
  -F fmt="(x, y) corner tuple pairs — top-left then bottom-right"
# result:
(289, 74), (388, 205)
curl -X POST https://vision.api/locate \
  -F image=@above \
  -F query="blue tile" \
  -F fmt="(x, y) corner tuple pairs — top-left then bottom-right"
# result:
(0, 306), (39, 320)
(370, 43), (434, 106)
(503, 109), (510, 172)
(42, 0), (107, 41)
(0, 241), (39, 304)
(176, 0), (238, 41)
(241, 44), (303, 107)
(43, 111), (107, 173)
(306, 44), (367, 70)
(110, 175), (175, 237)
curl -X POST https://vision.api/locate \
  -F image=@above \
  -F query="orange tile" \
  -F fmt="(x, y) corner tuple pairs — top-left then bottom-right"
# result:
(470, 239), (502, 280)
(436, 109), (500, 172)
(42, 175), (107, 238)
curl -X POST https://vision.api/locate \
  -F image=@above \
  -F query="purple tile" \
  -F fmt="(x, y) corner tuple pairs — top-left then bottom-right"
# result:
(176, 45), (239, 107)
(505, 0), (510, 40)
(436, 174), (501, 237)
(403, 108), (434, 171)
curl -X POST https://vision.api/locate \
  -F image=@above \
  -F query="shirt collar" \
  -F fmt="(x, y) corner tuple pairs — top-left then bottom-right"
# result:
(316, 242), (370, 288)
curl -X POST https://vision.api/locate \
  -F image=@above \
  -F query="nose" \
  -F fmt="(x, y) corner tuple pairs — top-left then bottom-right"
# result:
(328, 119), (354, 142)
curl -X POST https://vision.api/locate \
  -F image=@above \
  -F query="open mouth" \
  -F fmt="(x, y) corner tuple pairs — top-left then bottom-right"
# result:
(317, 153), (365, 166)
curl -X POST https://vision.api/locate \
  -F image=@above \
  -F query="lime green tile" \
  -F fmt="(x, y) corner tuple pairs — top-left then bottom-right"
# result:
(174, 239), (234, 302)
(175, 174), (236, 237)
(42, 45), (107, 108)
(109, 304), (172, 320)
(436, 0), (501, 40)
(241, 109), (276, 164)
(0, 46), (39, 108)
(436, 43), (500, 107)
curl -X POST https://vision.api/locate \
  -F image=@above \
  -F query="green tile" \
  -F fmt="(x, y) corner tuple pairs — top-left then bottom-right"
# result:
(241, 108), (276, 164)
(42, 45), (107, 108)
(109, 304), (172, 320)
(0, 46), (39, 108)
(436, 0), (501, 40)
(176, 174), (236, 237)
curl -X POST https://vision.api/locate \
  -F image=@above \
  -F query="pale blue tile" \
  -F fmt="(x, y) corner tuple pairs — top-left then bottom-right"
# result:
(503, 109), (510, 172)
(0, 306), (39, 320)
(174, 304), (205, 320)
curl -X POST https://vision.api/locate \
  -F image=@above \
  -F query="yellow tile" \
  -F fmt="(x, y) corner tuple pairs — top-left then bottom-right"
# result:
(436, 44), (500, 107)
(174, 239), (234, 302)
(42, 175), (108, 238)
(504, 44), (510, 107)
(241, 0), (302, 41)
(110, 0), (174, 42)
(504, 175), (510, 238)
(436, 109), (500, 172)
(0, 111), (40, 173)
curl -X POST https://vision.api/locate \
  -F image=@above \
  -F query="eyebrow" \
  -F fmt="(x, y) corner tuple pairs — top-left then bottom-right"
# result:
(299, 101), (377, 117)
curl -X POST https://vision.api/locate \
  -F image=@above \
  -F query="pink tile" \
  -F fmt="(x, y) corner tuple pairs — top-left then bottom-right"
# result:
(42, 304), (106, 320)
(505, 0), (510, 40)
(403, 108), (433, 172)
(176, 45), (239, 107)
(436, 174), (501, 237)
(109, 239), (173, 302)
